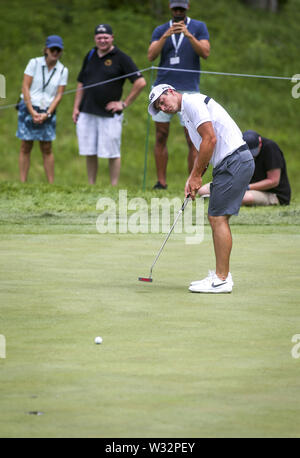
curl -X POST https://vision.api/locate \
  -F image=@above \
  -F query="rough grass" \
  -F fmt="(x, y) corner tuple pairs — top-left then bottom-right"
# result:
(0, 0), (300, 195)
(0, 183), (300, 235)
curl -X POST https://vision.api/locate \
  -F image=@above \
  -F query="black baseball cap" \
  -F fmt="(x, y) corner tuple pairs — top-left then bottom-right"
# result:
(169, 0), (189, 8)
(94, 24), (113, 35)
(243, 130), (261, 158)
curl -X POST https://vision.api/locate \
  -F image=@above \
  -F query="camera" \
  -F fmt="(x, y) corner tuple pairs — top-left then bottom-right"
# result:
(173, 16), (183, 22)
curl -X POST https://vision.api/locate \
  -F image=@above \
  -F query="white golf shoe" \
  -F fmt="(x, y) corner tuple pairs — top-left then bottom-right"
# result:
(190, 271), (234, 286)
(189, 271), (233, 293)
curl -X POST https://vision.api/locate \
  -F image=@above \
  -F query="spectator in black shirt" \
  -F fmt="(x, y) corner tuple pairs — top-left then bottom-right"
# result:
(72, 24), (146, 185)
(198, 130), (291, 206)
(242, 130), (291, 206)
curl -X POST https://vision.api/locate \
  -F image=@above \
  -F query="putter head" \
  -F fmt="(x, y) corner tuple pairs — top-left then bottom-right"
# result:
(138, 277), (153, 283)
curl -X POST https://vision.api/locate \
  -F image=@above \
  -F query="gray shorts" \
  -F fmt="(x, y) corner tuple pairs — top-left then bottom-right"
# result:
(208, 146), (255, 216)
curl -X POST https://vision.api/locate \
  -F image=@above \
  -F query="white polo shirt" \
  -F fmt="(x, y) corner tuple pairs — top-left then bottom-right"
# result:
(21, 56), (68, 108)
(180, 93), (245, 168)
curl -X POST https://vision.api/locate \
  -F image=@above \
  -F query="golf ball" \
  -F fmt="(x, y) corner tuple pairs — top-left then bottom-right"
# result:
(94, 336), (103, 344)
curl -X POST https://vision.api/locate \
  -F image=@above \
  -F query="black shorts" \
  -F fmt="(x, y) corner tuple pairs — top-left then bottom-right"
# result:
(208, 146), (255, 216)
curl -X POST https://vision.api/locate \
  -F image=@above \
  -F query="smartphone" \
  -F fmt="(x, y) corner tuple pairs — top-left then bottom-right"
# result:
(173, 16), (183, 22)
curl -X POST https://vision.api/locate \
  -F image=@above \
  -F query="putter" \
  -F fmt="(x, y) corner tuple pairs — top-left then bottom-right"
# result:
(138, 194), (191, 283)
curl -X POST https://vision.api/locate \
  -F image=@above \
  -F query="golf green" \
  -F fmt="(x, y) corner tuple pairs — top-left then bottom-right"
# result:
(0, 226), (300, 437)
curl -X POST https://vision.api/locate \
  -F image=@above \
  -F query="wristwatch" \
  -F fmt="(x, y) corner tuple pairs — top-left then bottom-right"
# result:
(121, 101), (127, 109)
(47, 111), (52, 118)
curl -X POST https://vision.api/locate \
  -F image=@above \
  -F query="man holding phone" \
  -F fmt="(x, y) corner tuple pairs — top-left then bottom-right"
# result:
(147, 0), (210, 190)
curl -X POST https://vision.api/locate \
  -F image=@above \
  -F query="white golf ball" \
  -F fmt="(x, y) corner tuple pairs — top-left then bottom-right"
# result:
(94, 336), (103, 344)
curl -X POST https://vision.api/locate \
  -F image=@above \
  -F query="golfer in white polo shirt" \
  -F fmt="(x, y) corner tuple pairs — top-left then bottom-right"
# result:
(148, 84), (255, 293)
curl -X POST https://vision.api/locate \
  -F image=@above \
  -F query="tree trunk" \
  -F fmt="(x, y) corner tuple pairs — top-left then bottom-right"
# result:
(243, 0), (279, 11)
(268, 0), (279, 11)
(150, 0), (166, 19)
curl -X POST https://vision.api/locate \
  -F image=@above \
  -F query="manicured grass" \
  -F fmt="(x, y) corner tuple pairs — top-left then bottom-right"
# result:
(1, 0), (300, 438)
(1, 219), (300, 437)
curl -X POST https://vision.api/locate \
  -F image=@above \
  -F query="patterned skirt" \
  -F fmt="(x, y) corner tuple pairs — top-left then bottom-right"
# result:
(16, 101), (56, 141)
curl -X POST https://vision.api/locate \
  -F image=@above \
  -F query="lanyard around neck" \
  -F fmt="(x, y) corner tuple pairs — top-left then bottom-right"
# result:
(169, 16), (191, 56)
(42, 65), (56, 92)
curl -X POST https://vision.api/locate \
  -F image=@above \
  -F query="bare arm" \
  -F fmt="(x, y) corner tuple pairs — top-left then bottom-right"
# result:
(106, 76), (147, 114)
(249, 169), (281, 191)
(148, 22), (210, 61)
(148, 36), (169, 62)
(72, 82), (84, 123)
(35, 85), (66, 125)
(186, 37), (210, 59)
(123, 77), (147, 107)
(148, 23), (181, 61)
(48, 85), (65, 114)
(185, 121), (216, 199)
(177, 22), (210, 59)
(22, 74), (40, 123)
(148, 39), (165, 62)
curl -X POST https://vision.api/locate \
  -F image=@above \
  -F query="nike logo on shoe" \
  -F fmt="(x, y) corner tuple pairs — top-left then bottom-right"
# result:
(212, 281), (227, 288)
(188, 271), (233, 293)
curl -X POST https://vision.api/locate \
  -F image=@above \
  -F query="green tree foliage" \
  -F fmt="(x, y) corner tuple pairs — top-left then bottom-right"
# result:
(105, 0), (169, 17)
(242, 0), (288, 12)
(0, 0), (299, 197)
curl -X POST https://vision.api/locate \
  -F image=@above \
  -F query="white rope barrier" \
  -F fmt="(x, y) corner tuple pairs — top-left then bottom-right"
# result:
(0, 65), (298, 111)
(63, 67), (154, 95)
(152, 66), (296, 81)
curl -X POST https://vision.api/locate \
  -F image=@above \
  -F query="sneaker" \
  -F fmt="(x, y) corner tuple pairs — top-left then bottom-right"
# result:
(190, 271), (234, 287)
(190, 270), (215, 286)
(153, 181), (168, 190)
(189, 271), (233, 293)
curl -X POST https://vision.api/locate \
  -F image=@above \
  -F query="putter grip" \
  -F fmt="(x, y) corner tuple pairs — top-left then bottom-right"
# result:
(181, 194), (191, 211)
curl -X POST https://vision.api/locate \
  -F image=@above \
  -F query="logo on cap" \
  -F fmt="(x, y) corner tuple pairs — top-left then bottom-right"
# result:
(169, 0), (189, 8)
(95, 24), (113, 35)
(97, 26), (107, 33)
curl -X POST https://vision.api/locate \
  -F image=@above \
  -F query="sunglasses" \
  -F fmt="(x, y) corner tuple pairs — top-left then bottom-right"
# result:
(172, 7), (186, 12)
(49, 47), (62, 53)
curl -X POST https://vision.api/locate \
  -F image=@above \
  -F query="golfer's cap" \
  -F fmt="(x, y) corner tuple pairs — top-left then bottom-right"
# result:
(169, 0), (189, 8)
(45, 35), (64, 49)
(148, 84), (175, 116)
(243, 130), (261, 158)
(94, 24), (113, 35)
